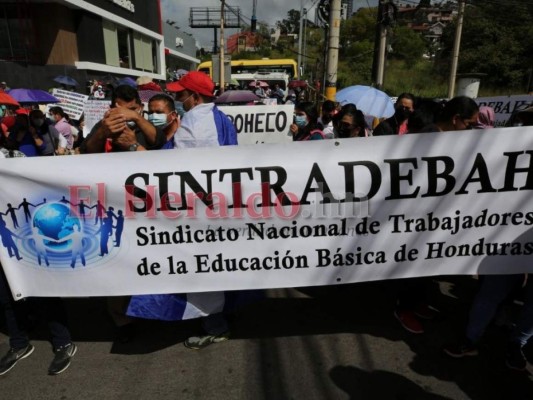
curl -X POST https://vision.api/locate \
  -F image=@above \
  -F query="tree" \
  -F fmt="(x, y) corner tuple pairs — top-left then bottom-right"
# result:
(276, 9), (301, 35)
(389, 26), (427, 66)
(437, 0), (533, 91)
(336, 7), (378, 86)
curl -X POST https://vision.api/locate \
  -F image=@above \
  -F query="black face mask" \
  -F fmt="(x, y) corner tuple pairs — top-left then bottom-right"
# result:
(322, 115), (332, 125)
(336, 128), (351, 138)
(395, 107), (412, 121)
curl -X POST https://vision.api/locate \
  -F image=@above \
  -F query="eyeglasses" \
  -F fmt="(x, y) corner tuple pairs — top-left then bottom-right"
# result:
(338, 122), (357, 130)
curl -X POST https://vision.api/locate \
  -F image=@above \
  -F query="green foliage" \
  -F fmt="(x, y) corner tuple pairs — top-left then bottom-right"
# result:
(264, 2), (533, 97)
(276, 9), (301, 35)
(340, 7), (377, 43)
(437, 1), (533, 92)
(336, 8), (377, 87)
(389, 26), (427, 66)
(383, 59), (448, 98)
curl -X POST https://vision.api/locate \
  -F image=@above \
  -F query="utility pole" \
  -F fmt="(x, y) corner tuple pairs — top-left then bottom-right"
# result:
(325, 0), (341, 101)
(219, 0), (225, 93)
(372, 0), (394, 89)
(303, 8), (307, 78)
(448, 0), (465, 99)
(298, 0), (304, 77)
(376, 2), (388, 88)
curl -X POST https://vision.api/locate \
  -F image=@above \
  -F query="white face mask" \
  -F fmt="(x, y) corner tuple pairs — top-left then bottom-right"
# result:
(147, 113), (169, 127)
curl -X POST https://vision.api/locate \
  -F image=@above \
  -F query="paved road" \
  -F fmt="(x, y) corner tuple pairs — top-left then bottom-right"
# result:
(1, 277), (532, 399)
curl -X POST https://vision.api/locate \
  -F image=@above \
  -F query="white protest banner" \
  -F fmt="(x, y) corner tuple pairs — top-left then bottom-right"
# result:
(83, 100), (111, 135)
(47, 89), (89, 121)
(1, 127), (533, 299)
(475, 95), (533, 127)
(219, 104), (294, 144)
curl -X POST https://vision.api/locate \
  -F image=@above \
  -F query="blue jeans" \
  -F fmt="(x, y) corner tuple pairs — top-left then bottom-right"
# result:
(466, 274), (533, 347)
(0, 265), (72, 350)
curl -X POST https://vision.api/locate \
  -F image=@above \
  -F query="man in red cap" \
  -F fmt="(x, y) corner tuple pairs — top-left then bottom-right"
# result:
(126, 72), (238, 350)
(166, 71), (237, 148)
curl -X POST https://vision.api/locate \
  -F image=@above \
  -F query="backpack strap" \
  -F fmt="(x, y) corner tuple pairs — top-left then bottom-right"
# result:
(304, 129), (325, 140)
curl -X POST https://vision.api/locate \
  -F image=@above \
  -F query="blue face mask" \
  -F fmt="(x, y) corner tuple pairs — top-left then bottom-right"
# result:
(294, 115), (307, 127)
(174, 102), (186, 118)
(147, 113), (168, 127)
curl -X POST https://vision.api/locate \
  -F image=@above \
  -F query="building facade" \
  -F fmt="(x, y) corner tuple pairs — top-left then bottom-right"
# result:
(162, 20), (199, 78)
(0, 0), (167, 92)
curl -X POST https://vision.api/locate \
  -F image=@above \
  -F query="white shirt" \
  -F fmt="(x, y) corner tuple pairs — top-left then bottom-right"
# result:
(318, 117), (335, 139)
(173, 103), (219, 149)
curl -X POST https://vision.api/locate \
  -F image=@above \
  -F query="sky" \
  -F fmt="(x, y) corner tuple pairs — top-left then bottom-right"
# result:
(161, 0), (380, 49)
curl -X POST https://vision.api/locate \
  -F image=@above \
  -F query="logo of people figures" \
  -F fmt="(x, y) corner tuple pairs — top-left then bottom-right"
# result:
(1, 199), (123, 269)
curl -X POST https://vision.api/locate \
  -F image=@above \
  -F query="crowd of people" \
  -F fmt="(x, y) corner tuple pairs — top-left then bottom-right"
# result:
(0, 71), (532, 377)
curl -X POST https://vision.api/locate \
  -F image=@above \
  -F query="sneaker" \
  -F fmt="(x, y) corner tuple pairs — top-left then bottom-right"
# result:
(506, 343), (527, 371)
(443, 339), (478, 358)
(184, 331), (230, 350)
(413, 304), (439, 320)
(394, 310), (424, 334)
(0, 344), (35, 376)
(48, 343), (77, 375)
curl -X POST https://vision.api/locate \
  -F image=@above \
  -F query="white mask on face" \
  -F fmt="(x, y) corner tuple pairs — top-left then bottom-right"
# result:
(147, 113), (168, 127)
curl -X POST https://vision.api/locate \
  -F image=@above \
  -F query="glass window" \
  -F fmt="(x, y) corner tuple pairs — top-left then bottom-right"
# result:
(117, 27), (130, 68)
(133, 31), (154, 72)
(0, 4), (33, 62)
(102, 19), (119, 67)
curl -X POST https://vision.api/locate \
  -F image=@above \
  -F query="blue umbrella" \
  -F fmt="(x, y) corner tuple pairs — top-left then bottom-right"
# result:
(7, 88), (60, 104)
(53, 75), (80, 87)
(336, 85), (395, 118)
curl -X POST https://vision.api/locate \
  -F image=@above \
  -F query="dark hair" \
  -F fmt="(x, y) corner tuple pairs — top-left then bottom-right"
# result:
(322, 100), (336, 112)
(334, 103), (367, 132)
(148, 94), (175, 112)
(437, 96), (479, 123)
(396, 92), (416, 105)
(112, 84), (141, 107)
(295, 101), (319, 125)
(408, 99), (443, 133)
(29, 109), (44, 119)
(49, 106), (68, 119)
(294, 101), (322, 140)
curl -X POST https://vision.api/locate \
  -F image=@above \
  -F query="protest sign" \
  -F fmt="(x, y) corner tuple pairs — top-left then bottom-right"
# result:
(219, 104), (294, 144)
(475, 95), (533, 127)
(83, 100), (111, 135)
(1, 127), (533, 299)
(47, 89), (89, 121)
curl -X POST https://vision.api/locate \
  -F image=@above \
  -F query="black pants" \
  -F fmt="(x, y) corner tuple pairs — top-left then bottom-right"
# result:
(0, 265), (72, 350)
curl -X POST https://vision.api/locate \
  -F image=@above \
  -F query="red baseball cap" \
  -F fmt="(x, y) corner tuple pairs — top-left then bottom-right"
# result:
(15, 108), (29, 115)
(166, 71), (214, 97)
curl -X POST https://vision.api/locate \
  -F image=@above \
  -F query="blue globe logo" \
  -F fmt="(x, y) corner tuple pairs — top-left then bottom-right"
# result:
(32, 202), (82, 253)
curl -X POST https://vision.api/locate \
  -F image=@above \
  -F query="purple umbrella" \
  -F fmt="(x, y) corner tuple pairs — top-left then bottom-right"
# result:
(214, 90), (260, 104)
(7, 88), (60, 104)
(117, 77), (137, 88)
(53, 75), (80, 87)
